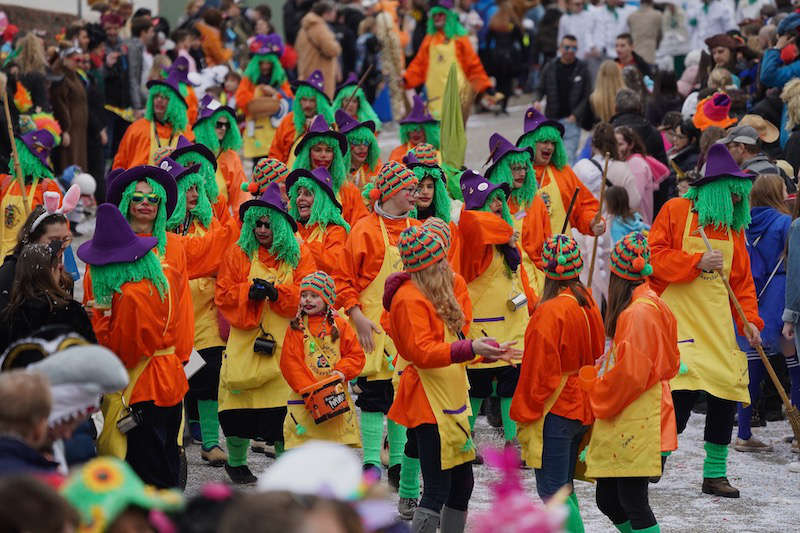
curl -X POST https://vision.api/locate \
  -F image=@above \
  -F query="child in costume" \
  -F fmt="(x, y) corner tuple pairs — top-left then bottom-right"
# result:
(511, 234), (605, 533)
(335, 109), (382, 189)
(169, 135), (229, 224)
(649, 144), (763, 498)
(582, 232), (680, 533)
(389, 95), (441, 163)
(280, 271), (365, 449)
(214, 183), (316, 484)
(334, 72), (382, 134)
(242, 157), (290, 204)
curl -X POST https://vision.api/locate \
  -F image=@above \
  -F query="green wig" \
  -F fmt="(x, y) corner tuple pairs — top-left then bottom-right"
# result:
(145, 85), (188, 132)
(427, 6), (468, 39)
(685, 178), (753, 232)
(118, 179), (168, 256)
(288, 177), (350, 231)
(174, 152), (219, 205)
(345, 125), (379, 173)
(333, 86), (382, 132)
(293, 85), (334, 135)
(292, 135), (348, 192)
(194, 109), (243, 154)
(479, 188), (513, 227)
(517, 125), (567, 170)
(487, 151), (538, 208)
(400, 122), (440, 150)
(11, 140), (54, 182)
(166, 171), (214, 230)
(90, 251), (169, 307)
(243, 53), (287, 87)
(237, 206), (300, 267)
(412, 167), (451, 223)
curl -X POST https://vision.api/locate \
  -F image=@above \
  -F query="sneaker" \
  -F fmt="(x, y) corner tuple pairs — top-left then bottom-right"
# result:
(734, 437), (774, 452)
(789, 462), (800, 473)
(225, 464), (257, 485)
(702, 477), (740, 498)
(387, 464), (401, 492)
(397, 497), (418, 521)
(201, 445), (227, 467)
(250, 439), (276, 458)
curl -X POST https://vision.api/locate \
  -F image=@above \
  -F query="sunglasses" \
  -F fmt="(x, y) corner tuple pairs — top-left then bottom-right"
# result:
(131, 193), (161, 204)
(254, 220), (270, 229)
(215, 121), (230, 130)
(562, 45), (577, 52)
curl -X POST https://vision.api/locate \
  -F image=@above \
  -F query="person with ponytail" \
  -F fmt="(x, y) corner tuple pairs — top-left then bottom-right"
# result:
(389, 95), (442, 163)
(511, 233), (604, 533)
(214, 183), (316, 484)
(335, 109), (382, 190)
(280, 271), (365, 449)
(581, 232), (680, 533)
(170, 135), (230, 224)
(334, 73), (382, 134)
(384, 225), (519, 533)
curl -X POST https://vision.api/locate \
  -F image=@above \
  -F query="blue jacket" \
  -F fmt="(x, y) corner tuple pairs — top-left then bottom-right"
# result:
(0, 436), (59, 476)
(610, 213), (650, 245)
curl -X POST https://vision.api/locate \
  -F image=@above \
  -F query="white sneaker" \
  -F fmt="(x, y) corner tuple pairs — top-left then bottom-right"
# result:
(789, 461), (800, 473)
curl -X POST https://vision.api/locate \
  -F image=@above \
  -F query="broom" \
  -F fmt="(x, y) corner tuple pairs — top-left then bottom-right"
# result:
(697, 226), (800, 443)
(587, 153), (610, 287)
(0, 72), (28, 217)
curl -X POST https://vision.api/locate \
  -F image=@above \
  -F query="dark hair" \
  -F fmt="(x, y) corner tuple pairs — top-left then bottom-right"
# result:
(653, 70), (678, 99)
(225, 70), (242, 82)
(133, 8), (153, 18)
(202, 8), (224, 28)
(617, 32), (633, 45)
(171, 28), (190, 44)
(677, 118), (700, 144)
(606, 185), (635, 219)
(290, 305), (340, 342)
(540, 278), (592, 308)
(592, 122), (620, 160)
(131, 16), (153, 38)
(562, 34), (578, 42)
(13, 206), (67, 257)
(660, 110), (683, 131)
(604, 273), (643, 338)
(65, 23), (86, 42)
(615, 88), (642, 115)
(615, 125), (647, 157)
(311, 1), (335, 17)
(0, 476), (80, 533)
(255, 5), (273, 21)
(5, 243), (71, 320)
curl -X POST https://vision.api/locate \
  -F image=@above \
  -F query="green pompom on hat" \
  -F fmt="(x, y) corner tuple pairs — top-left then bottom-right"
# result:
(610, 231), (653, 280)
(301, 270), (337, 308)
(542, 234), (583, 280)
(243, 157), (289, 196)
(398, 225), (447, 273)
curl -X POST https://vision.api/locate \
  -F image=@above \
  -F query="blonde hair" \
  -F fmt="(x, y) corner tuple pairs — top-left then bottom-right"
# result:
(782, 78), (800, 131)
(708, 67), (733, 90)
(148, 54), (172, 81)
(590, 60), (625, 123)
(751, 174), (790, 214)
(410, 260), (465, 336)
(16, 33), (47, 75)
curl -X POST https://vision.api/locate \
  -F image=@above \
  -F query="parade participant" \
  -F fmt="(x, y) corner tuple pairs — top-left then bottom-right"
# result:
(280, 271), (365, 449)
(242, 157), (290, 204)
(403, 0), (492, 119)
(167, 55), (200, 126)
(335, 109), (381, 189)
(235, 34), (294, 163)
(112, 71), (194, 168)
(169, 135), (229, 223)
(384, 224), (519, 533)
(649, 143), (763, 498)
(269, 70), (334, 165)
(292, 114), (368, 226)
(334, 72), (383, 134)
(336, 161), (419, 477)
(582, 232), (680, 533)
(511, 234), (605, 533)
(286, 167), (349, 275)
(215, 183), (316, 484)
(389, 95), (441, 163)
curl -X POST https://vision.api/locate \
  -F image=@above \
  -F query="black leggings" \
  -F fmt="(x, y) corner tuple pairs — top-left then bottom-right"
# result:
(126, 401), (182, 489)
(672, 390), (736, 445)
(595, 477), (657, 530)
(405, 424), (474, 512)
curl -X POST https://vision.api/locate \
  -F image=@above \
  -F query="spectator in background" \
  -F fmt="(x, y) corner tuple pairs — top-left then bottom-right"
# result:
(647, 70), (682, 126)
(296, 1), (342, 99)
(558, 0), (594, 61)
(589, 59), (625, 124)
(722, 124), (795, 192)
(626, 0), (662, 66)
(592, 0), (635, 60)
(177, 0), (205, 30)
(611, 87), (668, 165)
(0, 371), (56, 476)
(284, 0), (316, 46)
(332, 4), (359, 79)
(171, 28), (197, 73)
(197, 7), (233, 67)
(15, 33), (51, 113)
(50, 47), (88, 174)
(687, 0), (736, 51)
(487, 0), (526, 113)
(127, 16), (154, 114)
(615, 33), (651, 79)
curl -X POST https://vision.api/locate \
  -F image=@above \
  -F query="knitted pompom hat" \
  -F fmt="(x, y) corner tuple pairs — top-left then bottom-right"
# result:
(370, 161), (418, 204)
(542, 234), (583, 280)
(610, 231), (653, 280)
(300, 271), (336, 308)
(243, 158), (289, 196)
(423, 216), (451, 252)
(407, 143), (439, 167)
(398, 225), (446, 273)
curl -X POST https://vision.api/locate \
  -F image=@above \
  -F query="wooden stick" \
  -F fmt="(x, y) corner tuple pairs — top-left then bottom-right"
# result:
(587, 153), (610, 287)
(561, 187), (580, 235)
(341, 64), (373, 115)
(0, 73), (27, 217)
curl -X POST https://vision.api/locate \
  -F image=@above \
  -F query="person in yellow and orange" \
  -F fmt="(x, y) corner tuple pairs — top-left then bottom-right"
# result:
(169, 135), (231, 224)
(389, 95), (441, 163)
(648, 143), (763, 499)
(235, 34), (294, 164)
(580, 232), (680, 533)
(241, 157), (290, 204)
(335, 109), (382, 190)
(214, 182), (316, 485)
(510, 234), (605, 533)
(384, 224), (520, 533)
(112, 70), (194, 168)
(280, 271), (365, 449)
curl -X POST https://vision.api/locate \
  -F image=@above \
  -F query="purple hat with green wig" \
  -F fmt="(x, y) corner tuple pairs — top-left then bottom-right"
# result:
(158, 156), (200, 184)
(400, 94), (437, 125)
(486, 133), (532, 179)
(77, 204), (159, 266)
(285, 167), (341, 210)
(145, 70), (186, 105)
(106, 163), (178, 217)
(168, 135), (217, 170)
(18, 129), (56, 170)
(460, 169), (510, 211)
(295, 69), (329, 102)
(517, 107), (564, 145)
(293, 114), (348, 155)
(196, 94), (236, 125)
(335, 108), (375, 134)
(250, 33), (284, 56)
(239, 182), (297, 231)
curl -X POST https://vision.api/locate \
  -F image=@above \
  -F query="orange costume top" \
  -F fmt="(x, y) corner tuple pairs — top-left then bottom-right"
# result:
(404, 33), (492, 95)
(349, 160), (382, 189)
(179, 216), (238, 279)
(338, 181), (369, 227)
(196, 21), (233, 66)
(217, 149), (246, 212)
(185, 86), (198, 126)
(112, 118), (194, 169)
(534, 164), (599, 235)
(297, 221), (347, 277)
(0, 177), (60, 202)
(235, 77), (294, 114)
(509, 195), (552, 271)
(510, 288), (605, 426)
(389, 143), (441, 164)
(269, 111), (305, 163)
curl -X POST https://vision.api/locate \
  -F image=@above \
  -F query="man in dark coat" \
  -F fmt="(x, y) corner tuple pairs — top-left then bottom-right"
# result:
(611, 87), (668, 165)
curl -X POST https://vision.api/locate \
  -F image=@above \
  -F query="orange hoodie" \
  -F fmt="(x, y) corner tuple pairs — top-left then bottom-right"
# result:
(297, 221), (347, 277)
(112, 118), (194, 169)
(509, 195), (552, 271)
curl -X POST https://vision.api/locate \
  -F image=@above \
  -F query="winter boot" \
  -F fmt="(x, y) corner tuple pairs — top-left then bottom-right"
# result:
(440, 506), (468, 533)
(411, 507), (440, 533)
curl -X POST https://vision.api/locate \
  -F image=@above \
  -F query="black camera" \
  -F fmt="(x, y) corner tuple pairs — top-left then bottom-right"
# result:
(254, 332), (277, 356)
(116, 406), (143, 434)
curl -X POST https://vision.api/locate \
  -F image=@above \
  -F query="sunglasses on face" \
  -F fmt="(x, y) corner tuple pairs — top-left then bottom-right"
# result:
(254, 220), (270, 229)
(215, 121), (230, 130)
(131, 193), (161, 204)
(562, 45), (577, 52)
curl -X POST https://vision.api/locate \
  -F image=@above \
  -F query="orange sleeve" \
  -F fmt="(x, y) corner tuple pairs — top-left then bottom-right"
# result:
(560, 166), (600, 235)
(281, 80), (294, 98)
(279, 325), (318, 392)
(455, 36), (491, 94)
(186, 88), (198, 125)
(457, 209), (513, 283)
(729, 229), (765, 332)
(521, 195), (552, 270)
(335, 217), (380, 311)
(339, 182), (369, 227)
(166, 235), (195, 363)
(389, 144), (409, 163)
(447, 220), (463, 276)
(268, 245), (317, 318)
(235, 78), (255, 114)
(112, 119), (149, 169)
(648, 199), (703, 293)
(268, 112), (297, 162)
(181, 218), (233, 279)
(101, 284), (165, 369)
(333, 317), (366, 380)
(317, 224), (347, 276)
(519, 261), (538, 314)
(219, 151), (246, 211)
(214, 246), (267, 329)
(404, 35), (432, 89)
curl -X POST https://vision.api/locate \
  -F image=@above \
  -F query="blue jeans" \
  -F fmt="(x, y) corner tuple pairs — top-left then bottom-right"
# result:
(559, 118), (581, 167)
(534, 413), (588, 500)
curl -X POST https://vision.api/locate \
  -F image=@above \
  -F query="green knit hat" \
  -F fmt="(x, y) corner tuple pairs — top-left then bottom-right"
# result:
(423, 216), (451, 252)
(542, 234), (583, 280)
(242, 157), (289, 196)
(300, 270), (336, 308)
(370, 161), (418, 204)
(398, 225), (446, 273)
(610, 231), (653, 280)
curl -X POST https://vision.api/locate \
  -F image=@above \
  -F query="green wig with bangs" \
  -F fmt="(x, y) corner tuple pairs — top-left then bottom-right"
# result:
(333, 87), (382, 132)
(292, 135), (349, 192)
(411, 167), (451, 223)
(517, 125), (567, 170)
(293, 85), (334, 135)
(427, 6), (468, 39)
(194, 109), (243, 154)
(288, 177), (350, 231)
(118, 179), (168, 256)
(174, 152), (219, 205)
(487, 151), (538, 208)
(237, 206), (300, 267)
(479, 188), (513, 227)
(145, 85), (188, 132)
(685, 178), (753, 232)
(11, 140), (55, 182)
(345, 125), (379, 172)
(244, 53), (287, 87)
(400, 122), (440, 150)
(166, 171), (214, 230)
(90, 252), (169, 308)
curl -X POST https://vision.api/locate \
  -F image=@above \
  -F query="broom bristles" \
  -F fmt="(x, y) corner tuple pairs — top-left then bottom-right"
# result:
(786, 405), (800, 444)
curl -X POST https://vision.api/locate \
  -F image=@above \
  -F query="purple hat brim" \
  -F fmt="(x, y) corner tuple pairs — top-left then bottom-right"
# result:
(340, 119), (376, 135)
(145, 79), (187, 106)
(293, 80), (331, 103)
(294, 129), (348, 157)
(398, 115), (437, 125)
(285, 168), (342, 210)
(516, 119), (565, 145)
(238, 198), (299, 232)
(169, 142), (218, 171)
(106, 166), (178, 218)
(689, 171), (756, 187)
(16, 134), (53, 171)
(77, 234), (159, 266)
(196, 104), (238, 126)
(173, 163), (201, 183)
(463, 179), (511, 211)
(485, 145), (533, 180)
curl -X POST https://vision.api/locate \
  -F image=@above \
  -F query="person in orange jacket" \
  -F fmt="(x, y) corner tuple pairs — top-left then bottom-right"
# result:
(511, 234), (605, 533)
(389, 95), (441, 163)
(648, 143), (763, 499)
(384, 224), (519, 533)
(581, 232), (680, 533)
(242, 157), (290, 205)
(280, 271), (365, 449)
(335, 109), (382, 190)
(169, 135), (230, 224)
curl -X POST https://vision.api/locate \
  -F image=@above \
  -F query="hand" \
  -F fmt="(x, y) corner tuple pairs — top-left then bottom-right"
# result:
(472, 338), (522, 362)
(591, 218), (606, 236)
(331, 370), (346, 381)
(566, 114), (576, 124)
(350, 306), (381, 353)
(263, 280), (278, 302)
(745, 322), (762, 348)
(100, 128), (108, 146)
(697, 249), (723, 272)
(106, 52), (119, 67)
(783, 322), (795, 340)
(62, 132), (71, 148)
(777, 34), (795, 49)
(509, 231), (520, 248)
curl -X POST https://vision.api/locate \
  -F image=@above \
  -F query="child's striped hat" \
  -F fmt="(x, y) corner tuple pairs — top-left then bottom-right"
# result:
(398, 226), (446, 273)
(369, 161), (418, 204)
(300, 271), (336, 307)
(423, 217), (451, 252)
(542, 234), (583, 280)
(610, 231), (652, 280)
(242, 158), (289, 196)
(407, 143), (438, 167)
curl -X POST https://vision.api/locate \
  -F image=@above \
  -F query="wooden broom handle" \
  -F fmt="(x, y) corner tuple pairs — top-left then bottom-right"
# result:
(587, 153), (610, 287)
(0, 76), (28, 217)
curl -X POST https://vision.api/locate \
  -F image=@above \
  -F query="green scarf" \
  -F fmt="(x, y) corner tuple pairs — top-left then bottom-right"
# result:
(174, 152), (219, 206)
(292, 135), (348, 192)
(684, 178), (753, 232)
(118, 179), (168, 255)
(90, 252), (169, 308)
(345, 125), (379, 172)
(333, 86), (382, 132)
(426, 7), (468, 39)
(399, 122), (441, 150)
(237, 206), (300, 267)
(486, 151), (538, 208)
(288, 177), (350, 231)
(479, 188), (513, 227)
(517, 125), (568, 170)
(293, 85), (334, 135)
(145, 85), (188, 132)
(194, 109), (242, 153)
(166, 171), (214, 230)
(11, 140), (54, 182)
(243, 53), (287, 87)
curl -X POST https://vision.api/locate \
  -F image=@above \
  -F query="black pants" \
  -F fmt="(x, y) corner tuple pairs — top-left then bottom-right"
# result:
(219, 407), (287, 443)
(125, 401), (182, 489)
(595, 477), (657, 530)
(466, 365), (520, 398)
(188, 347), (224, 401)
(354, 378), (394, 414)
(672, 390), (735, 445)
(405, 424), (474, 512)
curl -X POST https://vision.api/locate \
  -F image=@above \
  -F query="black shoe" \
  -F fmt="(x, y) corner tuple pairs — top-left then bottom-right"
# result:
(650, 454), (668, 483)
(225, 463), (257, 485)
(751, 411), (767, 427)
(387, 463), (401, 492)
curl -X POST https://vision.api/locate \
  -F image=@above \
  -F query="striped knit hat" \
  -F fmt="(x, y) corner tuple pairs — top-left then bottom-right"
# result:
(398, 226), (446, 273)
(542, 234), (583, 280)
(610, 231), (652, 280)
(370, 161), (418, 204)
(242, 158), (289, 196)
(407, 143), (438, 166)
(300, 271), (336, 307)
(423, 217), (451, 252)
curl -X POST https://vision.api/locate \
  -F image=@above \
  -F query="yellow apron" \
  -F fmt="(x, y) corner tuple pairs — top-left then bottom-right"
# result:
(512, 207), (544, 296)
(425, 39), (467, 119)
(0, 179), (38, 259)
(243, 93), (278, 159)
(351, 217), (404, 381)
(214, 165), (228, 203)
(535, 166), (569, 294)
(187, 223), (225, 351)
(284, 322), (361, 449)
(148, 123), (179, 164)
(219, 258), (294, 411)
(663, 210), (749, 403)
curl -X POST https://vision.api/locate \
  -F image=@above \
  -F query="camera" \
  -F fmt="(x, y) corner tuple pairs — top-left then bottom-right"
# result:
(116, 407), (143, 434)
(253, 332), (277, 356)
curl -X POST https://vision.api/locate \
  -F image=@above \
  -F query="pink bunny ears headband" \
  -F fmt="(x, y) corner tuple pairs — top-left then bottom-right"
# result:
(30, 184), (81, 233)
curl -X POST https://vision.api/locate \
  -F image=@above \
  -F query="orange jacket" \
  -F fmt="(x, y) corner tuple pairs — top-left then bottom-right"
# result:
(196, 21), (232, 66)
(218, 149), (246, 212)
(510, 288), (605, 426)
(339, 181), (369, 227)
(588, 282), (680, 452)
(235, 77), (294, 116)
(509, 195), (552, 271)
(0, 177), (61, 208)
(269, 111), (301, 163)
(389, 143), (411, 163)
(534, 164), (599, 235)
(180, 216), (238, 279)
(404, 33), (492, 94)
(185, 86), (198, 126)
(648, 197), (764, 333)
(297, 221), (347, 276)
(112, 118), (194, 169)
(280, 314), (365, 393)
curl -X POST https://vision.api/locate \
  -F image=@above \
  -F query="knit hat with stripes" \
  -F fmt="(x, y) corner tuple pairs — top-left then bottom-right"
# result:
(398, 225), (446, 273)
(407, 143), (439, 167)
(300, 271), (336, 307)
(610, 231), (653, 280)
(542, 234), (583, 280)
(242, 158), (289, 196)
(370, 161), (418, 204)
(423, 217), (451, 252)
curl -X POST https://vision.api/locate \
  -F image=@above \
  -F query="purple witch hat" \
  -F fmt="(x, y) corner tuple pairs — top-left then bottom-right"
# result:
(105, 168), (126, 191)
(167, 56), (194, 86)
(337, 72), (359, 90)
(335, 109), (375, 134)
(77, 203), (159, 266)
(295, 69), (329, 102)
(145, 70), (187, 105)
(485, 133), (532, 180)
(461, 169), (510, 211)
(285, 167), (342, 210)
(249, 33), (284, 57)
(399, 95), (437, 125)
(18, 129), (56, 170)
(690, 144), (755, 187)
(432, 0), (455, 9)
(168, 135), (217, 170)
(106, 164), (179, 218)
(239, 181), (298, 231)
(294, 114), (348, 155)
(516, 107), (564, 145)
(196, 94), (236, 126)
(157, 156), (200, 184)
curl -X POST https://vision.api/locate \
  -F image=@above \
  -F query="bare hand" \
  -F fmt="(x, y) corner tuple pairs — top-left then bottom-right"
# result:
(745, 322), (762, 348)
(106, 52), (119, 67)
(350, 306), (381, 353)
(473, 338), (522, 362)
(509, 231), (520, 248)
(100, 128), (108, 146)
(591, 218), (606, 236)
(777, 34), (795, 49)
(698, 250), (723, 271)
(566, 114), (576, 124)
(783, 322), (795, 340)
(62, 132), (71, 148)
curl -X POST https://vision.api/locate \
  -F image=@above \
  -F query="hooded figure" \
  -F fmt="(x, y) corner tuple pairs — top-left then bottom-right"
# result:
(335, 109), (381, 189)
(389, 95), (441, 163)
(334, 73), (382, 133)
